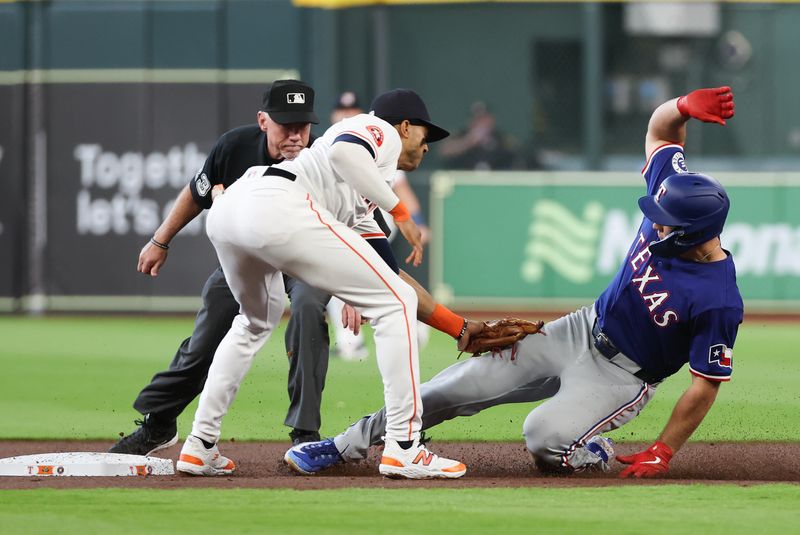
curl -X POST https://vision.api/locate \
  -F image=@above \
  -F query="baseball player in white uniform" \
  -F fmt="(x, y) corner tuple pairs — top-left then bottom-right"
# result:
(176, 89), (467, 479)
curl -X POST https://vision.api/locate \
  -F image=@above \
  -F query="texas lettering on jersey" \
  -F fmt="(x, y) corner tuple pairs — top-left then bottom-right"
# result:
(628, 231), (679, 327)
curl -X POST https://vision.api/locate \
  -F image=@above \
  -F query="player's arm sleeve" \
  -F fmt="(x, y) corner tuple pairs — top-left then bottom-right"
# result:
(189, 144), (223, 209)
(641, 144), (687, 194)
(352, 216), (398, 272)
(687, 307), (743, 382)
(373, 208), (392, 238)
(329, 139), (400, 212)
(367, 237), (399, 274)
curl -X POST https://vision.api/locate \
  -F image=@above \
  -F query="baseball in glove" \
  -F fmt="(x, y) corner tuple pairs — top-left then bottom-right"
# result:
(460, 318), (545, 356)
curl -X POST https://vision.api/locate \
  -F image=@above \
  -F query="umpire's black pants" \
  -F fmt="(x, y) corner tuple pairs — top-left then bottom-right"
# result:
(133, 266), (332, 433)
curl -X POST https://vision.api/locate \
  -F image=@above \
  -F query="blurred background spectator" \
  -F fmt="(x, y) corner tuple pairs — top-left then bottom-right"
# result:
(330, 90), (362, 124)
(439, 101), (529, 170)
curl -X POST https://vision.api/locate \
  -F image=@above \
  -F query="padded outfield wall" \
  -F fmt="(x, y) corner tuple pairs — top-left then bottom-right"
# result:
(0, 0), (304, 312)
(430, 171), (800, 312)
(2, 0), (799, 312)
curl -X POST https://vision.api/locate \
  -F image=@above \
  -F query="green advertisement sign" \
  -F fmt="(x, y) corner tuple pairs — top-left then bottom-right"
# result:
(431, 172), (800, 311)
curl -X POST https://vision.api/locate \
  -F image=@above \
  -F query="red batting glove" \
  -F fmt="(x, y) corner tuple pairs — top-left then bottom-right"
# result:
(676, 86), (735, 125)
(616, 441), (674, 479)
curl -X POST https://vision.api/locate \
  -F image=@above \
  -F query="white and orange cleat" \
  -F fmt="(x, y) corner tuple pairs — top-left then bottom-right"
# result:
(378, 437), (466, 479)
(176, 435), (236, 476)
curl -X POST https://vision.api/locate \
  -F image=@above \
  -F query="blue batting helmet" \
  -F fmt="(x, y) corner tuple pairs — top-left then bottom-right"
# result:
(637, 173), (730, 258)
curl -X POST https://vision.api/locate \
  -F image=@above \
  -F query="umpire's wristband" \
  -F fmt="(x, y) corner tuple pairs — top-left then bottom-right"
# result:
(150, 237), (170, 250)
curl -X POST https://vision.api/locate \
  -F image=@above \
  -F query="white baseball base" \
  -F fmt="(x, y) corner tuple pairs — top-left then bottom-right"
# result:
(0, 452), (175, 477)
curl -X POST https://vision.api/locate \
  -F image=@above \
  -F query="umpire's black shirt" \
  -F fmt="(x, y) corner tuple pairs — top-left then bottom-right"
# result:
(189, 125), (317, 209)
(188, 124), (391, 236)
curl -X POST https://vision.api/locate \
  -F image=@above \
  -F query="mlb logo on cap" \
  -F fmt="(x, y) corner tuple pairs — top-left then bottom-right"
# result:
(262, 79), (319, 125)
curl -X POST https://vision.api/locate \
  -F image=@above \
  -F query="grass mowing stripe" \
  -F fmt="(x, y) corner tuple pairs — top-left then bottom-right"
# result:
(1, 317), (798, 441)
(0, 485), (798, 534)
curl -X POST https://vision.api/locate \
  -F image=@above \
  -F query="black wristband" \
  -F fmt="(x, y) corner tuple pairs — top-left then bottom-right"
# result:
(150, 237), (170, 250)
(457, 319), (468, 339)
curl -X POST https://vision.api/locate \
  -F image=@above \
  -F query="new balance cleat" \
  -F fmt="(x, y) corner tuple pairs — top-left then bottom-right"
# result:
(284, 439), (343, 475)
(176, 435), (236, 476)
(379, 438), (466, 479)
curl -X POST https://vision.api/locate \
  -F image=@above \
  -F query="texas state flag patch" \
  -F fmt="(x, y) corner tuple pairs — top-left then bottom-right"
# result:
(709, 344), (732, 368)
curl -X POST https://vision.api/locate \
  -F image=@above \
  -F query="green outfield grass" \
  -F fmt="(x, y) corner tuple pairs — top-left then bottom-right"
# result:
(0, 316), (797, 442)
(1, 485), (798, 534)
(1, 316), (798, 535)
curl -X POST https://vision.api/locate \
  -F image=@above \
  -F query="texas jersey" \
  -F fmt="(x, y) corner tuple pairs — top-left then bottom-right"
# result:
(273, 113), (401, 229)
(595, 144), (744, 382)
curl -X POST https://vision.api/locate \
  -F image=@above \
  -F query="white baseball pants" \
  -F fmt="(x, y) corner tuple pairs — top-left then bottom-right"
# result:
(191, 175), (421, 443)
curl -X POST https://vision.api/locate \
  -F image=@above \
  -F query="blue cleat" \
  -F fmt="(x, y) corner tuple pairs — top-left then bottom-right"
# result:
(284, 439), (343, 475)
(581, 435), (615, 472)
(584, 435), (615, 463)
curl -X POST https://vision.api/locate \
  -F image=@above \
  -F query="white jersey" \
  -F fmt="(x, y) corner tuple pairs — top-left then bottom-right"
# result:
(198, 113), (426, 449)
(274, 113), (402, 229)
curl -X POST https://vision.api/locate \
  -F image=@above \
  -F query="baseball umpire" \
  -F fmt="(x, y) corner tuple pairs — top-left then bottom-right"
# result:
(285, 86), (743, 478)
(110, 80), (349, 455)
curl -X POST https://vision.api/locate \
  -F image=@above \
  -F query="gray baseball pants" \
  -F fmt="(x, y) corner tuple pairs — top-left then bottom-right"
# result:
(333, 305), (656, 471)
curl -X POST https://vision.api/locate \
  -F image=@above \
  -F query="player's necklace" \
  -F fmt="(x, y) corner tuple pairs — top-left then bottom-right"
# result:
(697, 244), (722, 263)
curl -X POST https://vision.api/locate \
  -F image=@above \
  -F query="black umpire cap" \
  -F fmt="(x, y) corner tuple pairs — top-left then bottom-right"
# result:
(262, 80), (319, 125)
(370, 89), (449, 143)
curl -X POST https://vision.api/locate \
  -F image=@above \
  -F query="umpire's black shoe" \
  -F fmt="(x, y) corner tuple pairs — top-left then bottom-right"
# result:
(109, 414), (178, 456)
(290, 428), (321, 446)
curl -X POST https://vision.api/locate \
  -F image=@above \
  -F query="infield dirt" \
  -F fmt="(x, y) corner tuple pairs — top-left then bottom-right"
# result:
(1, 440), (797, 489)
